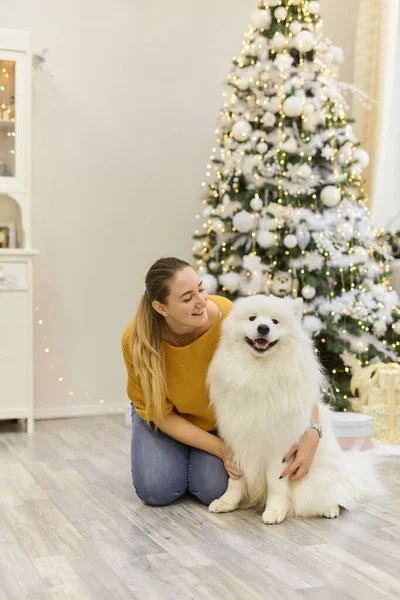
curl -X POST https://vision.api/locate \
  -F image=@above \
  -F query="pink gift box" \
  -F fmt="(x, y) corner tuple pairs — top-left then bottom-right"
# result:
(330, 411), (374, 451)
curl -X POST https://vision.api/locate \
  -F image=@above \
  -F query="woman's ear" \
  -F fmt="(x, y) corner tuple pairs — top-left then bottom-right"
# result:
(152, 301), (168, 317)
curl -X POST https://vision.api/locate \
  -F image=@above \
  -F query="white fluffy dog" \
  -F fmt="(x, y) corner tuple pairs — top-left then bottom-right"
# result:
(208, 295), (382, 524)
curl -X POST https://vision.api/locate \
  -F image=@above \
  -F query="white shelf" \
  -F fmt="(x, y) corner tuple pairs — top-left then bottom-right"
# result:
(0, 248), (38, 257)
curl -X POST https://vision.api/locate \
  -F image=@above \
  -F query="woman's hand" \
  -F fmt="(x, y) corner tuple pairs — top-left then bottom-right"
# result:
(281, 427), (320, 480)
(220, 441), (242, 479)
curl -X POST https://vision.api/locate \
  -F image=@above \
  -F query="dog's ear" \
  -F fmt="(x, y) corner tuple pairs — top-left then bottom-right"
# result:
(292, 297), (303, 319)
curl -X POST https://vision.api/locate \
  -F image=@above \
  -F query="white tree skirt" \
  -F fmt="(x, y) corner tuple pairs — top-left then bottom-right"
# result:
(373, 442), (400, 457)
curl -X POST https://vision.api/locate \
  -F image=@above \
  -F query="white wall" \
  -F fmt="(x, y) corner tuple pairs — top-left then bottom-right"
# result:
(369, 6), (400, 230)
(0, 1), (362, 418)
(321, 0), (361, 86)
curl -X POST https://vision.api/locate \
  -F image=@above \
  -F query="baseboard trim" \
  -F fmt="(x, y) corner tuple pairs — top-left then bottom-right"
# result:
(33, 404), (126, 420)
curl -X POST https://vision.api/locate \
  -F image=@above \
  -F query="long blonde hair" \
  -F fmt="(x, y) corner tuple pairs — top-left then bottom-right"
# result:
(130, 257), (190, 424)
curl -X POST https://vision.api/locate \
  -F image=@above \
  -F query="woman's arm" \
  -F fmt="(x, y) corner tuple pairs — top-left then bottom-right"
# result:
(158, 411), (222, 456)
(311, 403), (319, 425)
(157, 411), (241, 478)
(281, 403), (320, 480)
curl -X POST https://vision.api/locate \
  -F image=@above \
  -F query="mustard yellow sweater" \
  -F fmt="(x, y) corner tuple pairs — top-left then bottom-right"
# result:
(121, 295), (232, 431)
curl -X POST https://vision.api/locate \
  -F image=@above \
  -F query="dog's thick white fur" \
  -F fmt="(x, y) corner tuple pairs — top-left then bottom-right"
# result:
(208, 295), (382, 524)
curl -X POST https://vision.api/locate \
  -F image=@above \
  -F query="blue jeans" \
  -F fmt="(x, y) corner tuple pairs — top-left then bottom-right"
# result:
(130, 407), (228, 506)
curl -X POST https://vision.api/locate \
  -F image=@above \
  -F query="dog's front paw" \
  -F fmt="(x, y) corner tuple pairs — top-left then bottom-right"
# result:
(209, 498), (238, 514)
(321, 505), (340, 519)
(262, 507), (287, 525)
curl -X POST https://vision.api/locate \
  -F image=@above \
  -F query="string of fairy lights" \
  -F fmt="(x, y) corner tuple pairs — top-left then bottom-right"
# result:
(192, 0), (400, 406)
(35, 305), (106, 406)
(1, 65), (109, 405)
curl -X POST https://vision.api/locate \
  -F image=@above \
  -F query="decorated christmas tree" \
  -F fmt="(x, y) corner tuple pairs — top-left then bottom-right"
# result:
(192, 0), (400, 410)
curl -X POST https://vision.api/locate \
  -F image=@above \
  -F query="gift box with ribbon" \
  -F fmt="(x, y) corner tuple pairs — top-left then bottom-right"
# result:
(350, 363), (400, 444)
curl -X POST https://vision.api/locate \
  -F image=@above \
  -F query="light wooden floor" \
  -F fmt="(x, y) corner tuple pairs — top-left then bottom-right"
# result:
(0, 416), (399, 600)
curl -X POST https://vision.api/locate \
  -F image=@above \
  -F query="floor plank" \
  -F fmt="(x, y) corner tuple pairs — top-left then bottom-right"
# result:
(0, 415), (399, 599)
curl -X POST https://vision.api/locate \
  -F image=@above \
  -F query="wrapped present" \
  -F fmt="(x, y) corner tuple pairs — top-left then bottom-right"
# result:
(351, 363), (400, 444)
(330, 411), (373, 451)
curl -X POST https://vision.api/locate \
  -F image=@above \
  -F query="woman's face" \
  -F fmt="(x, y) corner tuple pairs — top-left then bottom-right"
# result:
(160, 267), (209, 329)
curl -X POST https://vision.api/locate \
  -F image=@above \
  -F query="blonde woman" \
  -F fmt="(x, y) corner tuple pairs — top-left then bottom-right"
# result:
(122, 257), (321, 506)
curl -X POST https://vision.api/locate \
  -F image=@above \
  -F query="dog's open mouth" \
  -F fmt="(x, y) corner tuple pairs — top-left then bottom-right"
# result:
(245, 337), (278, 354)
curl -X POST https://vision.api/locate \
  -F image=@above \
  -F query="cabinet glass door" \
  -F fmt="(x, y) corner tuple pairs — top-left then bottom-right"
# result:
(0, 60), (15, 177)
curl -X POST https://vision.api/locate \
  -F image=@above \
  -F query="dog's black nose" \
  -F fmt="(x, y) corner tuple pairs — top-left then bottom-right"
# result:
(257, 324), (270, 336)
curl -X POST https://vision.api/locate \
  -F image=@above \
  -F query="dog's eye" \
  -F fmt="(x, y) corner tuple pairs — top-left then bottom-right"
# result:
(249, 316), (257, 322)
(272, 319), (279, 325)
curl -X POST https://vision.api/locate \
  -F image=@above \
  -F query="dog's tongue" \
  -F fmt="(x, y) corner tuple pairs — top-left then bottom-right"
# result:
(254, 338), (268, 349)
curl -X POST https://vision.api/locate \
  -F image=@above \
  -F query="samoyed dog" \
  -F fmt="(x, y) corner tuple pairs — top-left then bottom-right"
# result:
(208, 295), (382, 524)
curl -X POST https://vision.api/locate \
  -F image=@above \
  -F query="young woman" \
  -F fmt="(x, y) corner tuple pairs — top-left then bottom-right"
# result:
(122, 257), (320, 506)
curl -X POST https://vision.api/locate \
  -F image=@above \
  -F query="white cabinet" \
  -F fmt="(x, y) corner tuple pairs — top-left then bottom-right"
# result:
(0, 29), (37, 432)
(0, 250), (36, 432)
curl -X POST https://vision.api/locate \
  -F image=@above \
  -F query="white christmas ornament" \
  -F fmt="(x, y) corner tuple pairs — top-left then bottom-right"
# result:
(301, 285), (316, 300)
(263, 111), (276, 127)
(290, 21), (302, 34)
(233, 210), (254, 233)
(274, 7), (287, 20)
(193, 240), (203, 251)
(256, 141), (268, 154)
(303, 315), (322, 335)
(202, 274), (218, 294)
(250, 9), (272, 29)
(321, 185), (341, 207)
(275, 54), (293, 71)
(296, 227), (311, 249)
(303, 103), (315, 119)
(393, 321), (400, 335)
(354, 149), (370, 169)
(219, 272), (241, 293)
(307, 1), (321, 14)
(271, 33), (287, 51)
(282, 96), (303, 118)
(351, 163), (363, 177)
(237, 78), (250, 91)
(250, 197), (263, 211)
(294, 30), (314, 53)
(232, 120), (252, 141)
(338, 143), (353, 165)
(289, 76), (301, 89)
(268, 96), (282, 113)
(284, 234), (298, 249)
(297, 164), (312, 179)
(257, 230), (275, 248)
